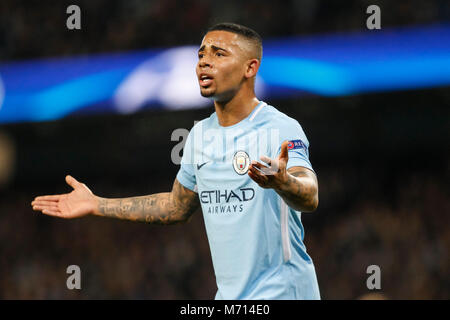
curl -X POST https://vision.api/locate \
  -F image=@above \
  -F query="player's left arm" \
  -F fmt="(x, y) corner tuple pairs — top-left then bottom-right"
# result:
(248, 140), (319, 212)
(276, 165), (318, 212)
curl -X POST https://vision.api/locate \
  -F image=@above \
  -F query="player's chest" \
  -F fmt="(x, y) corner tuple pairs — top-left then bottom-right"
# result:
(193, 128), (278, 185)
(193, 131), (271, 182)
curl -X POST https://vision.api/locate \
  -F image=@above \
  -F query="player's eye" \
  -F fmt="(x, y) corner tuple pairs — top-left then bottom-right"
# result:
(216, 52), (224, 57)
(198, 53), (204, 59)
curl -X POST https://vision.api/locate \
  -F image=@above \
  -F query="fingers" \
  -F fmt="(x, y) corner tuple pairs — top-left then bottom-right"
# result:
(248, 163), (269, 186)
(251, 160), (268, 170)
(41, 208), (63, 217)
(248, 169), (264, 185)
(32, 200), (60, 210)
(33, 194), (62, 202)
(33, 204), (60, 212)
(279, 140), (289, 161)
(260, 155), (272, 166)
(250, 160), (273, 177)
(260, 156), (279, 175)
(32, 203), (62, 215)
(32, 200), (67, 218)
(65, 175), (80, 189)
(31, 200), (59, 208)
(32, 196), (62, 214)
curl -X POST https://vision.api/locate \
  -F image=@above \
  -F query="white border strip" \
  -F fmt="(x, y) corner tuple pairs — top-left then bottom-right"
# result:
(280, 198), (292, 262)
(249, 102), (266, 122)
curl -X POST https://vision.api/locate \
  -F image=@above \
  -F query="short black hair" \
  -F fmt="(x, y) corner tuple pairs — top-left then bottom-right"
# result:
(206, 22), (263, 60)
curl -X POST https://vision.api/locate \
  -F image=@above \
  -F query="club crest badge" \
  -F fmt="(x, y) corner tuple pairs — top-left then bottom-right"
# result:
(233, 151), (250, 175)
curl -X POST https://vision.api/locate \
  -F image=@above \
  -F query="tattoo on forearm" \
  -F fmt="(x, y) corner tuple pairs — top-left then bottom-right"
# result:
(277, 167), (318, 212)
(98, 180), (200, 224)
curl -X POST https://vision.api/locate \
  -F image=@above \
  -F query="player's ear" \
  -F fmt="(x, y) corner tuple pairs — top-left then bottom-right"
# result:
(245, 58), (260, 79)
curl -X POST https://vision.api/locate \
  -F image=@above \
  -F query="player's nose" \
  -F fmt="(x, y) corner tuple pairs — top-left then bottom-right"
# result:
(198, 61), (209, 69)
(198, 56), (212, 69)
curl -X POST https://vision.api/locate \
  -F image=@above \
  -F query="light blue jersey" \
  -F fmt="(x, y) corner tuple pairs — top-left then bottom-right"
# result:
(176, 101), (320, 300)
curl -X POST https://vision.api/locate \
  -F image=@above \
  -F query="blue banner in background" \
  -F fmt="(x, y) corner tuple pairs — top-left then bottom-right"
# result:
(1, 24), (449, 124)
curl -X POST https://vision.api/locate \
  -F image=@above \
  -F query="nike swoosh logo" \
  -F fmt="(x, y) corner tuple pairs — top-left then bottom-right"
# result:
(197, 161), (209, 170)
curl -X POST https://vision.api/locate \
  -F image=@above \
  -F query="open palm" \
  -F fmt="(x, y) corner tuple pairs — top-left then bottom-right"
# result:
(248, 140), (289, 189)
(31, 175), (98, 218)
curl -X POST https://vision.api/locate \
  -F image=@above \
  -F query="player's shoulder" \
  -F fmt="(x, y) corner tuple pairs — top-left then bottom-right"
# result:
(261, 102), (303, 129)
(261, 102), (310, 145)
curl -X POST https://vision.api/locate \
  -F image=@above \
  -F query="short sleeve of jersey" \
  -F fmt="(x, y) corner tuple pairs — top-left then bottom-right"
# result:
(176, 129), (197, 192)
(274, 118), (314, 172)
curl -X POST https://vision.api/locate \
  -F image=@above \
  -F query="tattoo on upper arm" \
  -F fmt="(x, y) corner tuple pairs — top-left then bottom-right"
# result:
(288, 166), (314, 178)
(170, 179), (200, 222)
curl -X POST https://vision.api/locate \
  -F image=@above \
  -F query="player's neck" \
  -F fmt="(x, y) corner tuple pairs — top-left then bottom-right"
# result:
(214, 91), (260, 127)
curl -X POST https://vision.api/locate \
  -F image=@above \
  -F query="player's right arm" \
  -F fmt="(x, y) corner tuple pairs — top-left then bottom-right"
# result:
(31, 175), (200, 225)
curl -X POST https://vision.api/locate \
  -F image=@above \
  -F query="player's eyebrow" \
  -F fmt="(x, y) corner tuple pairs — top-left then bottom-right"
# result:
(211, 45), (228, 53)
(198, 44), (229, 53)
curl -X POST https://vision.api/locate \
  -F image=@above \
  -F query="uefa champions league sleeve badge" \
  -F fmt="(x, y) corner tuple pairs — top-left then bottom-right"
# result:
(233, 151), (250, 175)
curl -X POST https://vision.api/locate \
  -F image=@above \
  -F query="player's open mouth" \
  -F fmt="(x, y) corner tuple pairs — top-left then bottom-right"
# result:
(199, 74), (214, 87)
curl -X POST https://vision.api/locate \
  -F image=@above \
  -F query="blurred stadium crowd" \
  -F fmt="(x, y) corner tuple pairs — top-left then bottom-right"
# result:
(1, 0), (449, 60)
(0, 0), (449, 299)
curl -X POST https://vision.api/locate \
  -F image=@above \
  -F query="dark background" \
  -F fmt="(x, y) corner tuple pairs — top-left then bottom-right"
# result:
(0, 0), (449, 299)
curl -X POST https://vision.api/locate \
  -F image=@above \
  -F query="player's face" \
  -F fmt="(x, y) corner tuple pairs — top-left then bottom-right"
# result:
(196, 31), (249, 101)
